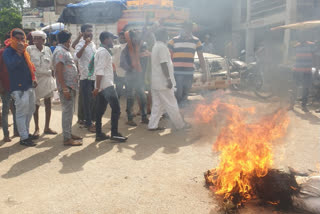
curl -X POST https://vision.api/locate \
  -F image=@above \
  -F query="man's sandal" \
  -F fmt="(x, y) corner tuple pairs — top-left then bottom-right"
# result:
(64, 139), (82, 146)
(71, 134), (83, 140)
(44, 129), (57, 135)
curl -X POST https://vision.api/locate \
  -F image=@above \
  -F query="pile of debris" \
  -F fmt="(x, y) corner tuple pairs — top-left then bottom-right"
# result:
(194, 99), (319, 213)
(205, 168), (320, 214)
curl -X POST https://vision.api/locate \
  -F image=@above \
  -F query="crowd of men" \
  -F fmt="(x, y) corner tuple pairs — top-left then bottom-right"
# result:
(0, 21), (207, 147)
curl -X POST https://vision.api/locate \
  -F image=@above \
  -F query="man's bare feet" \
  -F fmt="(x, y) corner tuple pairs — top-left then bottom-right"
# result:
(13, 131), (19, 138)
(63, 139), (82, 146)
(3, 136), (11, 142)
(44, 128), (57, 135)
(33, 129), (40, 139)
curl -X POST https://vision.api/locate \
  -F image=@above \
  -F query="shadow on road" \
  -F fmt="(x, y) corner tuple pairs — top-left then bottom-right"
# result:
(1, 112), (197, 177)
(292, 109), (320, 125)
(1, 123), (82, 179)
(123, 127), (193, 161)
(0, 141), (27, 163)
(58, 119), (195, 174)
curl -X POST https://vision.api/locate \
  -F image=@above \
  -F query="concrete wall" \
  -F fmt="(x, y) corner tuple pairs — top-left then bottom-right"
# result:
(22, 16), (42, 29)
(64, 23), (118, 47)
(55, 0), (81, 15)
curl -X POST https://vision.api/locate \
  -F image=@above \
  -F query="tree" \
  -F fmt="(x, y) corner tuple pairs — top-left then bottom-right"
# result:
(0, 8), (22, 43)
(0, 0), (25, 10)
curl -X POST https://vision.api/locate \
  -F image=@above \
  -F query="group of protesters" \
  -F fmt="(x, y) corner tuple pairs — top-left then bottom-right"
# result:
(0, 20), (208, 147)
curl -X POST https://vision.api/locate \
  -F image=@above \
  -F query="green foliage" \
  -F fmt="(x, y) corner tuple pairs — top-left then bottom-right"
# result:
(0, 8), (22, 43)
(0, 0), (25, 10)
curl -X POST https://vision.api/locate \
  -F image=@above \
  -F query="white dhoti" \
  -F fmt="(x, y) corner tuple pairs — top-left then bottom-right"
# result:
(148, 88), (185, 130)
(26, 45), (56, 106)
(35, 73), (56, 105)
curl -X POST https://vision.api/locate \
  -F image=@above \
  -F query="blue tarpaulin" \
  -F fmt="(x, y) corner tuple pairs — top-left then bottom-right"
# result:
(66, 0), (127, 8)
(58, 0), (127, 24)
(49, 30), (60, 35)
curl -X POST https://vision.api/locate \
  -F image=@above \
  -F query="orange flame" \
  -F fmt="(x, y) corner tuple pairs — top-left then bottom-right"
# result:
(197, 100), (289, 205)
(267, 201), (280, 206)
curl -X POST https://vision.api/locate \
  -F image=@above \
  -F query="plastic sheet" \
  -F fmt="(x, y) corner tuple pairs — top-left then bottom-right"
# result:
(58, 0), (126, 24)
(293, 176), (320, 214)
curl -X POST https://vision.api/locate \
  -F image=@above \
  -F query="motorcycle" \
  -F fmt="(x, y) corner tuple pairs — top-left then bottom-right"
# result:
(228, 58), (274, 99)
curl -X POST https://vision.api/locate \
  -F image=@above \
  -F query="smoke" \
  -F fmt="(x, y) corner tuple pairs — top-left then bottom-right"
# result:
(175, 0), (233, 30)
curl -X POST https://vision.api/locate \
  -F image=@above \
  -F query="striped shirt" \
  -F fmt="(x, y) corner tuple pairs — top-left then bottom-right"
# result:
(168, 35), (203, 75)
(293, 41), (315, 72)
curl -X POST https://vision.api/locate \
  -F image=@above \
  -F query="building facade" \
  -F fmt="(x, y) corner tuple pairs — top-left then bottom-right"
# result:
(22, 7), (59, 29)
(232, 0), (320, 63)
(23, 0), (80, 29)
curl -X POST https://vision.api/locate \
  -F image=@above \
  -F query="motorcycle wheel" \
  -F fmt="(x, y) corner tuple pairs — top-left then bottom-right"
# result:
(253, 72), (274, 99)
(230, 72), (243, 91)
(231, 83), (242, 91)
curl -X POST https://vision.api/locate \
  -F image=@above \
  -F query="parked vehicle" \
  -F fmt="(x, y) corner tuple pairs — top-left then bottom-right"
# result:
(229, 59), (274, 99)
(191, 53), (240, 92)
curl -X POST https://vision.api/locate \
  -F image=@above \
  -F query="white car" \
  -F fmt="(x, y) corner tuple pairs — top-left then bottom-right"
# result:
(191, 53), (239, 92)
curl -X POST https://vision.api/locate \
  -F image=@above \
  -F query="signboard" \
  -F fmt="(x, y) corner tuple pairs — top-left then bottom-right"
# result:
(127, 0), (173, 7)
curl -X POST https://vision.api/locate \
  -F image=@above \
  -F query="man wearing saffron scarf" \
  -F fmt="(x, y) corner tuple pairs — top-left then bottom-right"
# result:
(120, 30), (149, 126)
(3, 29), (38, 147)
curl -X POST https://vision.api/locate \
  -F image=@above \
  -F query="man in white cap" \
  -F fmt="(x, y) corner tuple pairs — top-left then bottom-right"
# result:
(26, 30), (57, 137)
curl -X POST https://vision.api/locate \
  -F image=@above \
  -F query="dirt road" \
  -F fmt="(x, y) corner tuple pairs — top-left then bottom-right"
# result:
(0, 91), (319, 214)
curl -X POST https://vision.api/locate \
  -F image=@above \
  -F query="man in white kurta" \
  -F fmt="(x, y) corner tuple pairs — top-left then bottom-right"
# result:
(26, 30), (56, 137)
(112, 31), (127, 98)
(148, 28), (186, 130)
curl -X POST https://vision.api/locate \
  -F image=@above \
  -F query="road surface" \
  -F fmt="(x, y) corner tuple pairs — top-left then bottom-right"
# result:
(0, 91), (319, 214)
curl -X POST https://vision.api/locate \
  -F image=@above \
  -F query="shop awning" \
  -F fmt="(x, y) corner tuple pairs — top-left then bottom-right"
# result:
(271, 20), (320, 31)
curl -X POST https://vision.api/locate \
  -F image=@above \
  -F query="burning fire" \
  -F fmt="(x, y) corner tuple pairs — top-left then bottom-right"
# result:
(196, 100), (289, 207)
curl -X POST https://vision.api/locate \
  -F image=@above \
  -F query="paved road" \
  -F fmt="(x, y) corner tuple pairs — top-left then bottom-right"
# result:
(0, 92), (319, 214)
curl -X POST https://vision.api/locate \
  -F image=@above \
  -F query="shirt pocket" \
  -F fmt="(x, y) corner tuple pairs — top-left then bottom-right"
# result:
(43, 56), (51, 68)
